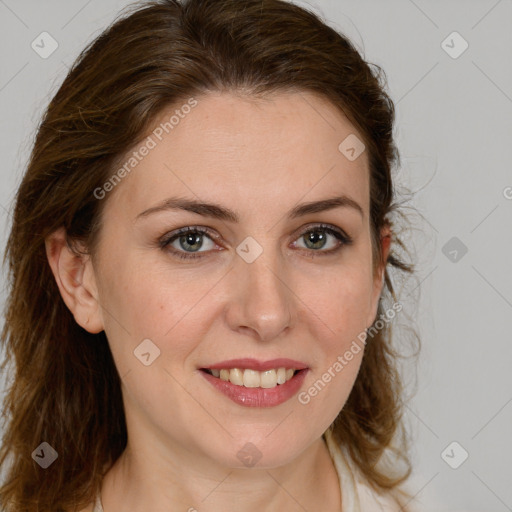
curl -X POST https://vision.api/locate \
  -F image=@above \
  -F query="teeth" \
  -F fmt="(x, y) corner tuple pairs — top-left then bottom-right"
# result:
(260, 369), (277, 388)
(243, 369), (260, 388)
(210, 367), (299, 388)
(230, 368), (244, 386)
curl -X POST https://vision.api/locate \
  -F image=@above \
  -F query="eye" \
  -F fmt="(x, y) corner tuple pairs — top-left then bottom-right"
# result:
(159, 223), (353, 261)
(292, 223), (352, 256)
(159, 226), (219, 260)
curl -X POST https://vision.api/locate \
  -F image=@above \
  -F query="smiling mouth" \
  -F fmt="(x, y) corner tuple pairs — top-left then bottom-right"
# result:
(200, 367), (303, 389)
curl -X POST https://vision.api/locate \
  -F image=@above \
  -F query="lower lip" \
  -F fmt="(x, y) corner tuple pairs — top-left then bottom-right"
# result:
(200, 369), (308, 407)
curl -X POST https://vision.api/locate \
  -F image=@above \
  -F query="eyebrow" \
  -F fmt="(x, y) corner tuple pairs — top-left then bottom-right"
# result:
(136, 194), (364, 222)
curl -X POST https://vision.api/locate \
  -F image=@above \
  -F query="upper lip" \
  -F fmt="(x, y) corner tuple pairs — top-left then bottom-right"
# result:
(201, 358), (308, 371)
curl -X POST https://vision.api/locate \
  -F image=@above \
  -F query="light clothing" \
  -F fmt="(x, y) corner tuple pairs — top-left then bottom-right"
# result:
(323, 428), (415, 511)
(92, 429), (414, 511)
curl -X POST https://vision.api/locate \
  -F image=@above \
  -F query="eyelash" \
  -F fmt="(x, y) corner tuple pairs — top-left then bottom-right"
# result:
(158, 223), (353, 261)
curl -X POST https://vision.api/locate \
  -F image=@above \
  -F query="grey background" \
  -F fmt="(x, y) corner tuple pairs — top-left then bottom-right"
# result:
(1, 1), (511, 511)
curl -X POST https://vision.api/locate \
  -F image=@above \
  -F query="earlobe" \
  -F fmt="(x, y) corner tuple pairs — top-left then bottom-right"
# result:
(45, 227), (104, 334)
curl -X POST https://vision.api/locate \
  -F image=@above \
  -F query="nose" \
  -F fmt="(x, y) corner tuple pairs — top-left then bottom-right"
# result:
(224, 249), (295, 342)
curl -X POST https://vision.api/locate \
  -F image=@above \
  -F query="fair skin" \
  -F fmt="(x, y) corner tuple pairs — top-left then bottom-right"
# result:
(46, 91), (391, 512)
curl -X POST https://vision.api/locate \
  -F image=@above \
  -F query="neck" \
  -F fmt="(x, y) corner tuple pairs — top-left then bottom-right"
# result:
(100, 434), (341, 512)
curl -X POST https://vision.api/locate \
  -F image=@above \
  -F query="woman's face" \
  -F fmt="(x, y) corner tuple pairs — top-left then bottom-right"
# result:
(88, 90), (388, 469)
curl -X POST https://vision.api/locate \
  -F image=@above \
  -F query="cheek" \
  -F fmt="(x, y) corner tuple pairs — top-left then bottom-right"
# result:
(298, 262), (374, 339)
(296, 268), (371, 421)
(296, 263), (372, 401)
(96, 255), (224, 368)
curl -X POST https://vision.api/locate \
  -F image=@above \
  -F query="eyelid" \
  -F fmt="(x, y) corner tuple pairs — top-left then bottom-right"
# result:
(292, 222), (351, 243)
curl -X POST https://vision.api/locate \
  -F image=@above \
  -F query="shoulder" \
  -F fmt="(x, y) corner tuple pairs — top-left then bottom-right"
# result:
(355, 479), (418, 512)
(356, 480), (398, 509)
(323, 429), (417, 512)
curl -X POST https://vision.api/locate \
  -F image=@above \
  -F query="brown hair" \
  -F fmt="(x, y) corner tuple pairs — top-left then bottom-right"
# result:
(0, 0), (419, 510)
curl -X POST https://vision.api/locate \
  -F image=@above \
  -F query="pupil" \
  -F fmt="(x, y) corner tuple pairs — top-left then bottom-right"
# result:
(306, 231), (325, 249)
(181, 233), (202, 252)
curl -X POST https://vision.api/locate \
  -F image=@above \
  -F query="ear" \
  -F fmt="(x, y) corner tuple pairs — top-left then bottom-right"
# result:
(45, 227), (104, 334)
(366, 223), (392, 328)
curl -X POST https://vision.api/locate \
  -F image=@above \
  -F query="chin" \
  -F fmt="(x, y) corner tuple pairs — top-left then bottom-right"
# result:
(203, 430), (313, 470)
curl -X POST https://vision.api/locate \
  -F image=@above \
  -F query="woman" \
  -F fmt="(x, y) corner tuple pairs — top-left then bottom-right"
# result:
(0, 0), (419, 510)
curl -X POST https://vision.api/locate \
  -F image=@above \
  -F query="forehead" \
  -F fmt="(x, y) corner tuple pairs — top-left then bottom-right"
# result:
(102, 90), (370, 221)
